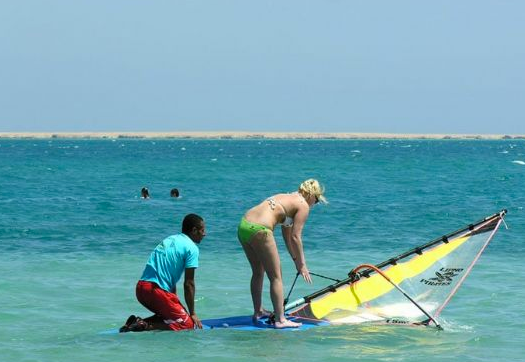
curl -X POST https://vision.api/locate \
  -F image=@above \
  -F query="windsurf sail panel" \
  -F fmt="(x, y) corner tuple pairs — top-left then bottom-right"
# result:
(287, 210), (507, 327)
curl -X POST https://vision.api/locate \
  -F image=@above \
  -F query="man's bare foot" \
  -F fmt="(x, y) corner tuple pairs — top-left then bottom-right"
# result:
(274, 319), (302, 329)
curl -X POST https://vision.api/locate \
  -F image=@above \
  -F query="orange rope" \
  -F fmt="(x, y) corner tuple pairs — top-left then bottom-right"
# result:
(350, 263), (442, 329)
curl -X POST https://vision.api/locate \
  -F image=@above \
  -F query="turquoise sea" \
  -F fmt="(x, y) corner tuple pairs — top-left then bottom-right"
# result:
(1, 139), (524, 362)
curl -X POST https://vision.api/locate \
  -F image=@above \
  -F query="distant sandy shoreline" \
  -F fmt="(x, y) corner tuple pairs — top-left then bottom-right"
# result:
(1, 132), (524, 140)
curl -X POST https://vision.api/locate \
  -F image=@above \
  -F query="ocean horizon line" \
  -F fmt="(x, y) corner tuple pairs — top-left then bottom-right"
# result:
(1, 131), (524, 140)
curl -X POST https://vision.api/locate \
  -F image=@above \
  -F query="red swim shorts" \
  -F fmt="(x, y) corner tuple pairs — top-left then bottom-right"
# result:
(136, 280), (194, 331)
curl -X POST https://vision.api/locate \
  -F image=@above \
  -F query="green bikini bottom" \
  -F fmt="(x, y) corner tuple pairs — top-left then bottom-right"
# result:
(237, 218), (271, 244)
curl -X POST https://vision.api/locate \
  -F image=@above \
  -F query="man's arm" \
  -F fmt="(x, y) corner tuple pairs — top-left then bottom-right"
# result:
(183, 267), (202, 328)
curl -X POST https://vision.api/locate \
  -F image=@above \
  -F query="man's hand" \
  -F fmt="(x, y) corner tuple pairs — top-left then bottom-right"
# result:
(191, 314), (202, 329)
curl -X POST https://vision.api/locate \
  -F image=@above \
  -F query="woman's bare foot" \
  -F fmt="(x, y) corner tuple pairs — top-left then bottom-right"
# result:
(274, 318), (302, 329)
(252, 309), (273, 322)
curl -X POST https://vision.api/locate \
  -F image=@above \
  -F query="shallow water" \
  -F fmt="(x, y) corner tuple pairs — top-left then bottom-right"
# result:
(1, 139), (524, 361)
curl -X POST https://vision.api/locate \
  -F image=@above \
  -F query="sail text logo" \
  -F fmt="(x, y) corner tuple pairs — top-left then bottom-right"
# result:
(420, 268), (464, 286)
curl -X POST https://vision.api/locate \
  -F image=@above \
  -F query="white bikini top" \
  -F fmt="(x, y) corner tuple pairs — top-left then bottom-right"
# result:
(267, 197), (294, 227)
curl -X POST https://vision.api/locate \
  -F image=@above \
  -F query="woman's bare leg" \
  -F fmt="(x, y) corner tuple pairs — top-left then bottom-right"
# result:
(241, 235), (269, 320)
(249, 231), (301, 328)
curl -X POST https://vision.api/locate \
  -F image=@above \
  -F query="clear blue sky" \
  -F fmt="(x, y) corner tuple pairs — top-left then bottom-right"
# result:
(1, 1), (524, 133)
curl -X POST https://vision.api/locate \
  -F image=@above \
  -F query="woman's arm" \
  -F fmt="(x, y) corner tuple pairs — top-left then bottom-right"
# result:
(282, 226), (297, 260)
(286, 204), (312, 283)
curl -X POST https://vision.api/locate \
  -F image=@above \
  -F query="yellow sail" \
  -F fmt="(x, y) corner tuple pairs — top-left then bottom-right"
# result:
(288, 211), (506, 326)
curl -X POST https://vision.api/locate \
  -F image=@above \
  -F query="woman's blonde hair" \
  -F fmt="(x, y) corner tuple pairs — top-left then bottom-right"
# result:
(298, 179), (327, 204)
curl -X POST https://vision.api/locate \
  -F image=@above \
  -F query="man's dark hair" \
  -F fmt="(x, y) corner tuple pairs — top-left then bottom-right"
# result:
(182, 214), (203, 234)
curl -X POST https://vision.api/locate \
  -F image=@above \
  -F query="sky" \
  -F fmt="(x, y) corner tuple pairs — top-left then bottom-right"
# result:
(1, 1), (524, 134)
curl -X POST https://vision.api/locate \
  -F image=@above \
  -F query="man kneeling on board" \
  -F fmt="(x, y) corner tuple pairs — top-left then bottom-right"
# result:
(120, 213), (206, 332)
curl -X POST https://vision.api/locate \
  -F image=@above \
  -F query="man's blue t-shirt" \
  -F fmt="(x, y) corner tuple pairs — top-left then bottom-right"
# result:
(140, 233), (199, 293)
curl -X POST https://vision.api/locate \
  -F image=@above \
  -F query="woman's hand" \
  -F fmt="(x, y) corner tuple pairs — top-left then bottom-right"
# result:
(297, 264), (312, 284)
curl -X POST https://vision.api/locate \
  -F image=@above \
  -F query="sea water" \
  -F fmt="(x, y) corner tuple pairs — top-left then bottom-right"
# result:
(0, 139), (524, 362)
